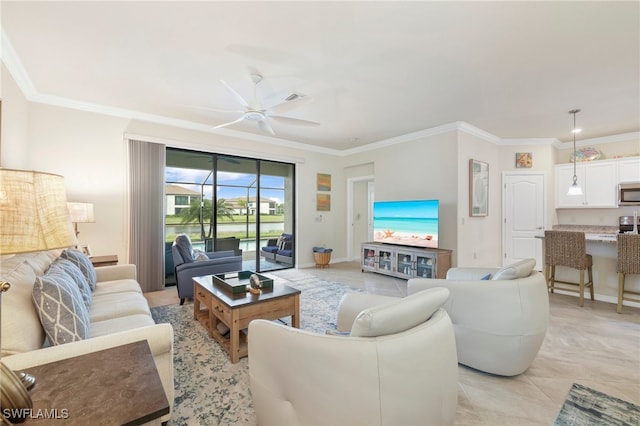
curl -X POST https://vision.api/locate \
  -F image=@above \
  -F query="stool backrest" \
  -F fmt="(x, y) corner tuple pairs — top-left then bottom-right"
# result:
(617, 233), (640, 274)
(544, 230), (588, 269)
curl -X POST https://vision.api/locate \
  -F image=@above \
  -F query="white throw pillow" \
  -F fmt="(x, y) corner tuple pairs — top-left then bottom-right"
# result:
(350, 287), (449, 337)
(491, 258), (536, 280)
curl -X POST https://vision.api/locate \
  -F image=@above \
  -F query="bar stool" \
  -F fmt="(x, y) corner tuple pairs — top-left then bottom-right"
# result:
(617, 233), (640, 314)
(544, 230), (594, 306)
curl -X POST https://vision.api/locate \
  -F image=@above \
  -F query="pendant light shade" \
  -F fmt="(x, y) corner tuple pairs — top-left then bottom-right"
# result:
(567, 109), (583, 196)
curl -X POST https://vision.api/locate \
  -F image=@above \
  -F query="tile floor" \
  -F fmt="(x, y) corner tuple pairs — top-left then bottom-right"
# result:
(145, 261), (640, 425)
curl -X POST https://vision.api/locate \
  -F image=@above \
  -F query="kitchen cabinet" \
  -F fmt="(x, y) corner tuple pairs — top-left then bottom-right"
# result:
(618, 157), (640, 183)
(555, 160), (618, 208)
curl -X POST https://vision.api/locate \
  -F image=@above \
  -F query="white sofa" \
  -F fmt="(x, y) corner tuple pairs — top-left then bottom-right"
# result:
(338, 259), (549, 377)
(0, 249), (174, 423)
(249, 287), (459, 426)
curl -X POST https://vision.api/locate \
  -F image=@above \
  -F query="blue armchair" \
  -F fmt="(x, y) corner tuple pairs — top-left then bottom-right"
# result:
(172, 234), (242, 305)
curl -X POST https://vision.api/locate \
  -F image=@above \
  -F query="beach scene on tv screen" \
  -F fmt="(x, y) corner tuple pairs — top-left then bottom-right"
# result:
(373, 200), (439, 248)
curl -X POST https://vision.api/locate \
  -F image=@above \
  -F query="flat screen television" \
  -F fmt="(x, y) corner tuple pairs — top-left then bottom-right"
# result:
(373, 199), (439, 248)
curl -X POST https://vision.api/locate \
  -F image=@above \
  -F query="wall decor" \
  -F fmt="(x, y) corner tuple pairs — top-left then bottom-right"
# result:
(316, 193), (331, 211)
(79, 243), (92, 257)
(317, 173), (331, 191)
(516, 152), (532, 168)
(469, 159), (489, 217)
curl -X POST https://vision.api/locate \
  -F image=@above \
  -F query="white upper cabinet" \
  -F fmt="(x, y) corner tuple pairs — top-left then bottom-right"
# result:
(555, 160), (618, 208)
(618, 157), (640, 183)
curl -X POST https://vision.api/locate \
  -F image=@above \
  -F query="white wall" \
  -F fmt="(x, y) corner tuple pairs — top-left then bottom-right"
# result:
(343, 131), (461, 265)
(1, 65), (30, 167)
(457, 131), (502, 267)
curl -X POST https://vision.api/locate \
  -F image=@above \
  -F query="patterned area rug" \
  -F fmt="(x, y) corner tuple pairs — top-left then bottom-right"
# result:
(554, 383), (640, 426)
(151, 271), (362, 426)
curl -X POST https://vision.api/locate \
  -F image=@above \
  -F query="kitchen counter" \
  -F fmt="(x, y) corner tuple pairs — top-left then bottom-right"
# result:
(550, 225), (619, 242)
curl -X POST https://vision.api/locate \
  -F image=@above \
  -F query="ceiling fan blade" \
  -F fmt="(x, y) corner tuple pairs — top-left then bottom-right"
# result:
(268, 96), (313, 115)
(183, 105), (245, 115)
(212, 115), (246, 130)
(258, 119), (275, 136)
(220, 80), (250, 109)
(270, 115), (320, 127)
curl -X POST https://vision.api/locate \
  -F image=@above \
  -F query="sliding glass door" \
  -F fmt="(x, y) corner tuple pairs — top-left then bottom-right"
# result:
(164, 148), (295, 284)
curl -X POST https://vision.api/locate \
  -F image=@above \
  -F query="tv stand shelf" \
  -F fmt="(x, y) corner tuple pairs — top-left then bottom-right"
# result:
(361, 242), (451, 279)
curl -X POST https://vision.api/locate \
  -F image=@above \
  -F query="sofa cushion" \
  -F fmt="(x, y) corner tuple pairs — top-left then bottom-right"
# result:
(60, 249), (97, 291)
(89, 292), (152, 322)
(89, 314), (156, 338)
(32, 268), (90, 345)
(262, 246), (279, 254)
(491, 258), (536, 280)
(277, 249), (293, 257)
(52, 258), (92, 310)
(350, 287), (449, 337)
(93, 279), (142, 296)
(0, 261), (46, 355)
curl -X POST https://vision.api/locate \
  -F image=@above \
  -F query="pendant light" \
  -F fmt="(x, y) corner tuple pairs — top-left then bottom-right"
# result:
(567, 109), (584, 196)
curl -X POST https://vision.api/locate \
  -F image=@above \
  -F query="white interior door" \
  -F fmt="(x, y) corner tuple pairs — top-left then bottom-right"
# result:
(502, 172), (546, 270)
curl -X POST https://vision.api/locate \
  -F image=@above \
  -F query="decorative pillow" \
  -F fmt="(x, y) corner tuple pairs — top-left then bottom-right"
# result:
(350, 287), (449, 337)
(32, 268), (90, 345)
(491, 258), (536, 280)
(60, 249), (97, 291)
(174, 234), (194, 263)
(481, 273), (492, 280)
(192, 249), (209, 261)
(51, 259), (92, 309)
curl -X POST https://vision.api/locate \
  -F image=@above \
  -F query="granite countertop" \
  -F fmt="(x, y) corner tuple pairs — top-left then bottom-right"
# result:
(551, 225), (619, 242)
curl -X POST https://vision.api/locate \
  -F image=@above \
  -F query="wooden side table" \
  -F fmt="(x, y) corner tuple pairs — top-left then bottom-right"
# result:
(89, 254), (118, 267)
(21, 340), (169, 425)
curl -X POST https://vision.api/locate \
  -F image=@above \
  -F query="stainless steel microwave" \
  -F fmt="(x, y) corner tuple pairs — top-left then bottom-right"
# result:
(619, 182), (640, 206)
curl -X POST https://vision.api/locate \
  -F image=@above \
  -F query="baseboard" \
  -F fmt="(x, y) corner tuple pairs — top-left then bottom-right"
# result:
(551, 289), (640, 309)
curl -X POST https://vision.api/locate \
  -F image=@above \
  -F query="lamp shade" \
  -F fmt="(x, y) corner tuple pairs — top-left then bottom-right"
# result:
(0, 169), (77, 254)
(67, 202), (95, 223)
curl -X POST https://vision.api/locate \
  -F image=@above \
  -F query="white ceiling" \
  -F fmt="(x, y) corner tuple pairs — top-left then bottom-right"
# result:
(2, 1), (639, 152)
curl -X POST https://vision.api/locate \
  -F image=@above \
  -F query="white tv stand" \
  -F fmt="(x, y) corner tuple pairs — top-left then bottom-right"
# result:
(361, 242), (451, 279)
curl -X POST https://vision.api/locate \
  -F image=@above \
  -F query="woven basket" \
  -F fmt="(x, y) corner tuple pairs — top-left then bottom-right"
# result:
(313, 252), (331, 268)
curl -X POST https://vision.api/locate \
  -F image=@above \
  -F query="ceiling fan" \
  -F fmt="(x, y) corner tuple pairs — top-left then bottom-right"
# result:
(212, 74), (320, 136)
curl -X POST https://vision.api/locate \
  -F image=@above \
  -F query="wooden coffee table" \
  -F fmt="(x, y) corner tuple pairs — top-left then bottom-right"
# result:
(193, 274), (301, 363)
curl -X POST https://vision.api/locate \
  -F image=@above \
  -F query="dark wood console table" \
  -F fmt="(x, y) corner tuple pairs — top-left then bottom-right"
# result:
(89, 254), (118, 267)
(21, 340), (169, 425)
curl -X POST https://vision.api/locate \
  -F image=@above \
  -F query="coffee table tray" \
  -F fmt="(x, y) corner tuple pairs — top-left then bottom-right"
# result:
(213, 270), (274, 294)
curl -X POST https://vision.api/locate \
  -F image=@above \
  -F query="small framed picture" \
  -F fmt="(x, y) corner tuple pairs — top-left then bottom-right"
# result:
(515, 152), (532, 168)
(316, 193), (331, 211)
(79, 244), (92, 257)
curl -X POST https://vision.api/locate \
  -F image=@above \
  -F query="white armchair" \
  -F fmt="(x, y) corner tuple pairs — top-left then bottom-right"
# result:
(248, 287), (458, 426)
(408, 259), (549, 376)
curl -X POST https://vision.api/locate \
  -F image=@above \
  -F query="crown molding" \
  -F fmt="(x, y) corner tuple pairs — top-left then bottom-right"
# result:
(552, 132), (640, 149)
(3, 30), (637, 159)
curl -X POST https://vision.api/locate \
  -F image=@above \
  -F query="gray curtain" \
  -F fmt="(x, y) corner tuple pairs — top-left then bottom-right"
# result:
(128, 139), (165, 293)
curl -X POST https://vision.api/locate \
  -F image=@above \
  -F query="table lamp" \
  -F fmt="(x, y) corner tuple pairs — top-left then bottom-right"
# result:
(0, 169), (78, 422)
(67, 202), (95, 238)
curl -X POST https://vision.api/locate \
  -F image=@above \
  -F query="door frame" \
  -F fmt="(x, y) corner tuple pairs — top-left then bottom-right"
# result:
(347, 175), (375, 260)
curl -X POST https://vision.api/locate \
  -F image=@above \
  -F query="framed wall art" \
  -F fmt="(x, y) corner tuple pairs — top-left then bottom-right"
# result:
(317, 173), (331, 191)
(516, 152), (532, 168)
(316, 193), (331, 211)
(469, 159), (489, 217)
